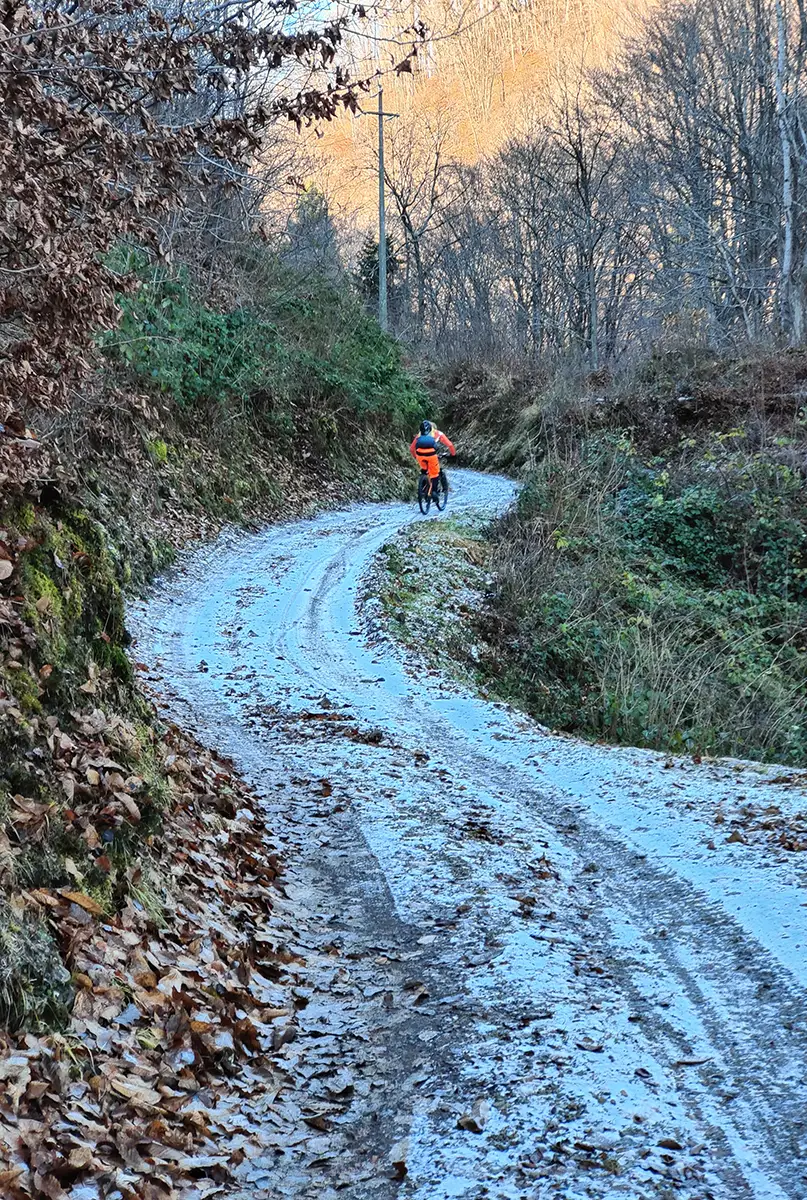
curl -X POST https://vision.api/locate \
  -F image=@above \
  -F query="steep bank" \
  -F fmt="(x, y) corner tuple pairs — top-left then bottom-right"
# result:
(436, 351), (807, 765)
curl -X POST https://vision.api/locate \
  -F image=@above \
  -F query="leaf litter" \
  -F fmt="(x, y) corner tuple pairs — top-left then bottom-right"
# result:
(0, 715), (369, 1199)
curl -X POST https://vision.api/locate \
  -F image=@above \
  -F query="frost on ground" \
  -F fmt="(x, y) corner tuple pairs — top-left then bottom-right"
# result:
(369, 510), (807, 866)
(131, 470), (807, 1200)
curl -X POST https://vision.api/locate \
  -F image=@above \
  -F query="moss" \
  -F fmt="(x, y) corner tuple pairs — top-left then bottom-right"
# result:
(147, 437), (169, 465)
(145, 536), (176, 574)
(15, 502), (36, 532)
(98, 642), (134, 683)
(1, 663), (43, 715)
(21, 567), (67, 654)
(84, 875), (114, 913)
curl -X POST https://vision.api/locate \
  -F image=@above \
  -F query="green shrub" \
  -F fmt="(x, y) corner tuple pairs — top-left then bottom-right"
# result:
(103, 255), (425, 441)
(480, 431), (807, 765)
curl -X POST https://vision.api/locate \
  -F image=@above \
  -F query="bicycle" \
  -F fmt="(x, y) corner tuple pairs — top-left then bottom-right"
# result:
(417, 464), (449, 515)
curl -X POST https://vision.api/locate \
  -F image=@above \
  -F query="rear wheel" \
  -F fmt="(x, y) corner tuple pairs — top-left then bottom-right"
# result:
(418, 474), (432, 515)
(434, 471), (448, 511)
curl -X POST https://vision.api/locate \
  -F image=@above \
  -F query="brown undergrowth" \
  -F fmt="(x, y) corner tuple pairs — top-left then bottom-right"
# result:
(438, 348), (807, 765)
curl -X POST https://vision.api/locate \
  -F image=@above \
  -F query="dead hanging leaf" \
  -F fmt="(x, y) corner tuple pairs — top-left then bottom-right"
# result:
(0, 559), (13, 581)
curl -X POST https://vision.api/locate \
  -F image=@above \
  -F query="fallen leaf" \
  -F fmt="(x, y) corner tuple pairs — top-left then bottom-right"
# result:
(58, 889), (105, 916)
(109, 1077), (162, 1107)
(457, 1099), (489, 1133)
(389, 1138), (409, 1180)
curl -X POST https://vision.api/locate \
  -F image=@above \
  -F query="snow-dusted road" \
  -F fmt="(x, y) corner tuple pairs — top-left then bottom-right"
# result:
(132, 470), (807, 1200)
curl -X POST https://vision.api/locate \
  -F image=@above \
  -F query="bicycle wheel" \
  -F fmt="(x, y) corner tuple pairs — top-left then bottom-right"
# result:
(418, 475), (432, 515)
(434, 472), (448, 511)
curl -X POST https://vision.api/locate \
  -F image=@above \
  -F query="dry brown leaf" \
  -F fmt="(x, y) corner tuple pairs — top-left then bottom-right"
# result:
(58, 889), (105, 916)
(109, 1077), (163, 1107)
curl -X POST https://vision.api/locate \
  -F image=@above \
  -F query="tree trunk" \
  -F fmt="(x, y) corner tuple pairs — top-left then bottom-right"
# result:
(776, 0), (796, 341)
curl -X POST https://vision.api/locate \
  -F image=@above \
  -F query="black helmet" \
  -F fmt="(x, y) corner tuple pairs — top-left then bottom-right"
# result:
(420, 420), (433, 436)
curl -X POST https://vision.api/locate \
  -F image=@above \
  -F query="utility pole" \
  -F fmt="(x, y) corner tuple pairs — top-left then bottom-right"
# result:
(359, 89), (398, 331)
(377, 88), (388, 332)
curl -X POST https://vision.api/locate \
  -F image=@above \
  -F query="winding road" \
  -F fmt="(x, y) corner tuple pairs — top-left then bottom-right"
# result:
(132, 470), (807, 1200)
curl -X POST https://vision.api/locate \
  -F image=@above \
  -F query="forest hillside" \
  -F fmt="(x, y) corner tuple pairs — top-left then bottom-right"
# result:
(318, 0), (807, 359)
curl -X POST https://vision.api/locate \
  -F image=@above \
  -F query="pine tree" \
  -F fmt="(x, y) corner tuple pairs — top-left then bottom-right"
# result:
(284, 188), (342, 280)
(354, 235), (399, 303)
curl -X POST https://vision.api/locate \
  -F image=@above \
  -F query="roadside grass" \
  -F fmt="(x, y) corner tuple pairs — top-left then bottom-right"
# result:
(373, 515), (495, 689)
(432, 349), (807, 767)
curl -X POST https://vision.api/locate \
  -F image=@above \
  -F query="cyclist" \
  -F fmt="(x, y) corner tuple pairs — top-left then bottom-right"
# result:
(410, 420), (456, 498)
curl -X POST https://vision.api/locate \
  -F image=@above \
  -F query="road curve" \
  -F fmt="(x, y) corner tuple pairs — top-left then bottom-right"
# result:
(132, 469), (807, 1200)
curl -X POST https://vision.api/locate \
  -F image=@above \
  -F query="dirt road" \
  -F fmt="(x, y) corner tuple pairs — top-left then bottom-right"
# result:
(132, 470), (807, 1200)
